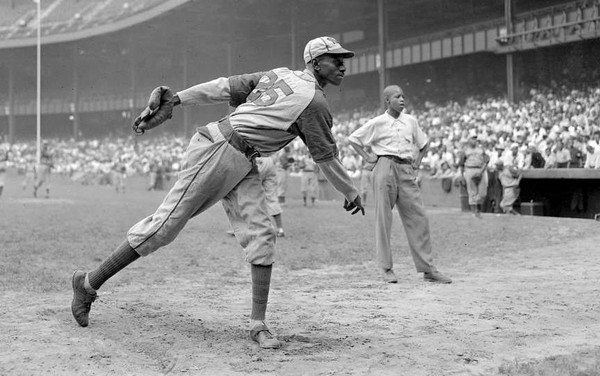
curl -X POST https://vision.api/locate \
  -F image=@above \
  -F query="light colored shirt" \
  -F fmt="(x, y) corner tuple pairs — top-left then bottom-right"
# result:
(584, 149), (600, 169)
(544, 153), (557, 168)
(502, 151), (525, 169)
(178, 68), (337, 163)
(554, 148), (571, 164)
(463, 146), (486, 168)
(348, 111), (428, 161)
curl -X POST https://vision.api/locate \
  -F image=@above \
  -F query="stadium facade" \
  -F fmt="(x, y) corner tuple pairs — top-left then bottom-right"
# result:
(0, 0), (598, 142)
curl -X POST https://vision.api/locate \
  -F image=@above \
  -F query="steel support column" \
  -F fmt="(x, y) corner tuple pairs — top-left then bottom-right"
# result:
(378, 0), (388, 110)
(505, 0), (515, 103)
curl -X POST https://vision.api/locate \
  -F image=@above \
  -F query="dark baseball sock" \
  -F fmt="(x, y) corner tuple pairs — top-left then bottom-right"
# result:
(273, 214), (282, 229)
(87, 239), (140, 291)
(250, 264), (272, 321)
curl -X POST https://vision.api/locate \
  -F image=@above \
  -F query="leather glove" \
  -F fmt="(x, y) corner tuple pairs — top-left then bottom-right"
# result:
(132, 86), (175, 135)
(343, 195), (365, 215)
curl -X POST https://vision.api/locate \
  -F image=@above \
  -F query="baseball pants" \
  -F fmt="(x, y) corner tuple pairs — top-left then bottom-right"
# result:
(127, 122), (277, 265)
(372, 157), (434, 273)
(34, 164), (51, 190)
(464, 167), (488, 205)
(300, 171), (317, 199)
(275, 167), (288, 198)
(257, 157), (282, 217)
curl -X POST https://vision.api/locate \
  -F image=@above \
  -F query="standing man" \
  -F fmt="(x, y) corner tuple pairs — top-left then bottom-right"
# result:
(553, 141), (571, 168)
(523, 144), (545, 169)
(348, 85), (451, 284)
(21, 155), (36, 192)
(298, 151), (318, 207)
(275, 146), (294, 205)
(495, 160), (522, 215)
(358, 146), (375, 205)
(71, 36), (364, 349)
(584, 142), (600, 169)
(34, 141), (54, 199)
(458, 135), (489, 218)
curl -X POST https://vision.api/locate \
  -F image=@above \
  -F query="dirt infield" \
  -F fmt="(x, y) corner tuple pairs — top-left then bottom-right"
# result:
(1, 172), (600, 376)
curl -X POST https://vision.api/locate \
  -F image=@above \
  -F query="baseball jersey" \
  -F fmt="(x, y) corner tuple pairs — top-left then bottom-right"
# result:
(40, 148), (54, 166)
(462, 146), (486, 168)
(348, 111), (428, 161)
(177, 67), (338, 163)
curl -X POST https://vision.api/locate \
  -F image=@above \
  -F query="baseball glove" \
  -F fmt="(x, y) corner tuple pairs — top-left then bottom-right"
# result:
(471, 172), (482, 185)
(132, 86), (175, 135)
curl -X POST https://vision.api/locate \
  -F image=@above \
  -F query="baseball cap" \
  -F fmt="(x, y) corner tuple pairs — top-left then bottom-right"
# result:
(303, 36), (355, 64)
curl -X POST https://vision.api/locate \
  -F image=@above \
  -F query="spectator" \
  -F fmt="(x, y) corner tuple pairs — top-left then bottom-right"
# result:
(554, 141), (571, 168)
(584, 142), (600, 169)
(543, 147), (557, 169)
(523, 144), (545, 169)
(502, 143), (525, 169)
(496, 160), (522, 215)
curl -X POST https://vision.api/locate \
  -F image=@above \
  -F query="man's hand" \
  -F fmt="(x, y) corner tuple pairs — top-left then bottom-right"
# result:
(363, 162), (376, 171)
(343, 195), (365, 215)
(366, 154), (378, 164)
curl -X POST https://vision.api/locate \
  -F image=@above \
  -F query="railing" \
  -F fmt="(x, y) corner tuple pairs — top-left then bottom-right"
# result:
(496, 1), (600, 51)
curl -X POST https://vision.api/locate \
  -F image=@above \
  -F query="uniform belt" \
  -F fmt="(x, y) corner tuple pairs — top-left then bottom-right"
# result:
(198, 118), (260, 161)
(380, 155), (412, 165)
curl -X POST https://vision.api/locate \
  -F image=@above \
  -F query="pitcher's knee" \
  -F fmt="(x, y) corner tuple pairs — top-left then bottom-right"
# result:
(244, 229), (276, 265)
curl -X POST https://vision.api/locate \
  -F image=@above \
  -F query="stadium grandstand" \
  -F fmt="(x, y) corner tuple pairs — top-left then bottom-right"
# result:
(0, 0), (598, 140)
(1, 0), (600, 217)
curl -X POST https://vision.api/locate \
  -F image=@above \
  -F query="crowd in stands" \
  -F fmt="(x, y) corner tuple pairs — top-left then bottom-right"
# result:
(323, 78), (600, 178)
(2, 78), (600, 189)
(5, 135), (185, 188)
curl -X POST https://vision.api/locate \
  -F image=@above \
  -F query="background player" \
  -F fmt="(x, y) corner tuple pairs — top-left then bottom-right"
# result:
(256, 155), (286, 237)
(71, 36), (364, 350)
(0, 144), (9, 199)
(34, 141), (54, 199)
(275, 146), (294, 205)
(297, 150), (318, 206)
(458, 134), (490, 218)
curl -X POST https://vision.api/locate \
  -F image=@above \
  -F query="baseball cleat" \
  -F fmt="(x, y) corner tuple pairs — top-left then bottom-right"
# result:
(249, 322), (281, 349)
(71, 271), (97, 327)
(424, 269), (452, 284)
(382, 269), (398, 283)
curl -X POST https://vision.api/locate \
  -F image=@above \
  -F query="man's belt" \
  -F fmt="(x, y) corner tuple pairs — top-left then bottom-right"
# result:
(198, 118), (260, 161)
(380, 155), (412, 165)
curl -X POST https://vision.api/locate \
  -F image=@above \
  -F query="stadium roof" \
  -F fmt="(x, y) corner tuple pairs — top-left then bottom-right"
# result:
(1, 0), (570, 50)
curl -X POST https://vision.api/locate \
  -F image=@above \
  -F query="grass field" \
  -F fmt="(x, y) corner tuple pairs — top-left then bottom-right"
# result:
(1, 169), (600, 376)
